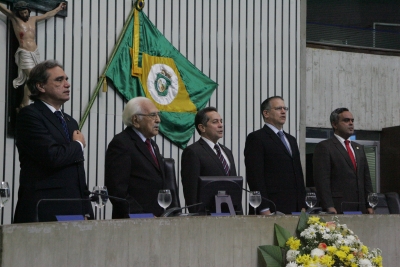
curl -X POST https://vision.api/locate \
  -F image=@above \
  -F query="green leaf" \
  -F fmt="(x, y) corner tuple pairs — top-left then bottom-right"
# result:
(258, 245), (283, 267)
(275, 223), (292, 248)
(296, 211), (309, 234)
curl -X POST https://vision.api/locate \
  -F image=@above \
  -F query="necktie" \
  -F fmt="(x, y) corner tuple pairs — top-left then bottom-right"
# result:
(54, 111), (70, 142)
(277, 131), (291, 155)
(145, 139), (159, 168)
(344, 140), (357, 171)
(214, 145), (230, 175)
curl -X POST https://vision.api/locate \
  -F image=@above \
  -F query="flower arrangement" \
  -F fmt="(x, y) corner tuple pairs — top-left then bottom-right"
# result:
(258, 212), (383, 267)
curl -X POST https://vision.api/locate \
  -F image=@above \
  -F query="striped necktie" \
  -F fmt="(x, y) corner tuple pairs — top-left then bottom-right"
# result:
(277, 131), (291, 155)
(54, 111), (70, 142)
(214, 144), (230, 175)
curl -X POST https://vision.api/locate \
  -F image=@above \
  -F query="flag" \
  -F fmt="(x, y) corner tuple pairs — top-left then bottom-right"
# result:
(105, 6), (218, 148)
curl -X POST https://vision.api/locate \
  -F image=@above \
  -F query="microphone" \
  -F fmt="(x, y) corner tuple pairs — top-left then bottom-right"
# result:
(36, 198), (92, 222)
(84, 190), (131, 215)
(241, 187), (284, 215)
(160, 202), (203, 217)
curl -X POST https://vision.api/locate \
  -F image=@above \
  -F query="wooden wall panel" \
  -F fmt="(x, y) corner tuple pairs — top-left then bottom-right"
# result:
(0, 0), (303, 223)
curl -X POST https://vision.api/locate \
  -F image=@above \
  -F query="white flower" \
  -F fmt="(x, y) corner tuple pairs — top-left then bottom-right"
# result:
(310, 248), (325, 257)
(286, 261), (298, 267)
(286, 249), (300, 262)
(359, 258), (373, 267)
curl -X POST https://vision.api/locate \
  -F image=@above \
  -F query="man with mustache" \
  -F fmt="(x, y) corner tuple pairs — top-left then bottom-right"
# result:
(14, 60), (93, 223)
(313, 108), (374, 214)
(0, 1), (66, 110)
(105, 97), (176, 218)
(244, 96), (306, 214)
(181, 107), (238, 213)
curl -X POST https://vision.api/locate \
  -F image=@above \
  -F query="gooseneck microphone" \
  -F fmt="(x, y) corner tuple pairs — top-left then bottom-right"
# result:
(241, 187), (284, 215)
(161, 202), (203, 217)
(84, 190), (131, 215)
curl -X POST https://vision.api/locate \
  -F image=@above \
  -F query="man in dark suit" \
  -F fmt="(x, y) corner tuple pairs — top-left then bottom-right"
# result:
(14, 60), (93, 223)
(181, 107), (238, 213)
(244, 96), (306, 214)
(313, 108), (374, 214)
(105, 97), (177, 218)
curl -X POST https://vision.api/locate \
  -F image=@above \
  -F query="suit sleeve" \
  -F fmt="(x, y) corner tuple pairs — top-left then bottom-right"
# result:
(105, 136), (142, 217)
(181, 146), (201, 211)
(313, 141), (334, 209)
(16, 106), (83, 169)
(244, 133), (270, 210)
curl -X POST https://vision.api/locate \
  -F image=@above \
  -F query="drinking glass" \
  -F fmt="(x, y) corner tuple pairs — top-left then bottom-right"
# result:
(249, 191), (261, 215)
(0, 182), (10, 208)
(158, 189), (172, 211)
(367, 193), (379, 208)
(305, 192), (317, 209)
(93, 186), (108, 220)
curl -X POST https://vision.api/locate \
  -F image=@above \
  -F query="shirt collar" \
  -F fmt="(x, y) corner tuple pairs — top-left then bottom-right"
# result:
(41, 100), (62, 113)
(132, 127), (147, 142)
(201, 136), (218, 149)
(265, 122), (282, 134)
(334, 133), (350, 144)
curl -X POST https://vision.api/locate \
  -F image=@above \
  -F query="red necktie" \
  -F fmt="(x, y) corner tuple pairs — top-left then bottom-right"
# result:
(145, 139), (159, 168)
(344, 140), (357, 171)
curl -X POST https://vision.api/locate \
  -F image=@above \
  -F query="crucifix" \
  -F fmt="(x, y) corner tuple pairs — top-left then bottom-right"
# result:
(0, 0), (68, 134)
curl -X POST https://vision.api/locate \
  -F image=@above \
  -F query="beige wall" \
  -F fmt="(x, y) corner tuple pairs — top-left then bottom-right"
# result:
(306, 47), (400, 130)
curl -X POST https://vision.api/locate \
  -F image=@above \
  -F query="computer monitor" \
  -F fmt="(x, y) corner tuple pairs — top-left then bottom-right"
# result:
(197, 176), (243, 215)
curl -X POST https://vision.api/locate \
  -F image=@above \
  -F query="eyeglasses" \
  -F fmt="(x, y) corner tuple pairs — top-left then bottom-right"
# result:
(342, 118), (354, 123)
(136, 112), (161, 119)
(266, 106), (289, 111)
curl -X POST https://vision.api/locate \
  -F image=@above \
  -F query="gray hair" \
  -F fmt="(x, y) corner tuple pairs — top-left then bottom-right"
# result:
(27, 60), (64, 101)
(122, 97), (152, 126)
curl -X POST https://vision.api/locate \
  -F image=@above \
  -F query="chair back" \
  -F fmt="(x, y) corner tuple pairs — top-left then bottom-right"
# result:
(163, 158), (181, 209)
(374, 193), (390, 214)
(385, 192), (400, 214)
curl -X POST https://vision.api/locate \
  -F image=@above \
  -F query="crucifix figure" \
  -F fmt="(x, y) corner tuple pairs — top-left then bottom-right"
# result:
(0, 1), (66, 111)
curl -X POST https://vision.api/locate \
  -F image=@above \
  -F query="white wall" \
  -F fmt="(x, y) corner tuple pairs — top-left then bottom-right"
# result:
(0, 0), (304, 224)
(306, 47), (400, 130)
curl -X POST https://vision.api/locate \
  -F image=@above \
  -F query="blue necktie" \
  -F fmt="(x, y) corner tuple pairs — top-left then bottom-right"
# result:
(277, 131), (291, 155)
(54, 111), (70, 142)
(214, 145), (230, 175)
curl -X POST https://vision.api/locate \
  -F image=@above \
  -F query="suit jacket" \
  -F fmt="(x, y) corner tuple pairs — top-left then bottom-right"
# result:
(181, 138), (238, 213)
(313, 136), (373, 213)
(14, 100), (93, 223)
(105, 127), (176, 218)
(244, 125), (306, 214)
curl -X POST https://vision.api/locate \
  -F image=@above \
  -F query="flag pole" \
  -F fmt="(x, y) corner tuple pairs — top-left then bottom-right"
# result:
(78, 7), (135, 130)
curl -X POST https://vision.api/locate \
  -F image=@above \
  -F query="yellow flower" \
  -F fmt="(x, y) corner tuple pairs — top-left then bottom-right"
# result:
(319, 255), (334, 267)
(286, 237), (301, 250)
(346, 253), (354, 261)
(335, 250), (347, 260)
(350, 263), (358, 267)
(361, 245), (369, 254)
(308, 216), (320, 225)
(296, 254), (314, 266)
(340, 246), (351, 254)
(372, 255), (383, 267)
(326, 246), (337, 255)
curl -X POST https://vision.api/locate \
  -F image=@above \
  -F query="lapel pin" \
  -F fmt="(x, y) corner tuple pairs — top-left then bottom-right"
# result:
(356, 147), (359, 149)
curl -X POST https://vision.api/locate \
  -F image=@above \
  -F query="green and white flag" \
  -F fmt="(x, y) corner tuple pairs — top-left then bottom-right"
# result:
(106, 3), (217, 148)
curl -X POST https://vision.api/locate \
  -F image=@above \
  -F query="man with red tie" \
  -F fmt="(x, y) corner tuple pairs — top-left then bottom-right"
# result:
(105, 97), (178, 218)
(313, 108), (374, 214)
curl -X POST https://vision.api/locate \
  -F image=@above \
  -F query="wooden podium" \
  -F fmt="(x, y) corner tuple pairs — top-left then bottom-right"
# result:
(0, 215), (398, 266)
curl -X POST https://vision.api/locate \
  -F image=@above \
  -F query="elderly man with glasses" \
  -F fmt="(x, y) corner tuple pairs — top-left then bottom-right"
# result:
(105, 97), (176, 218)
(244, 96), (306, 215)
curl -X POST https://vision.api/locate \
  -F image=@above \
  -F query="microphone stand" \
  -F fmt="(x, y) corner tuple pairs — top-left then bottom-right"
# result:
(161, 203), (203, 217)
(87, 190), (131, 218)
